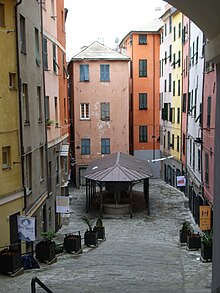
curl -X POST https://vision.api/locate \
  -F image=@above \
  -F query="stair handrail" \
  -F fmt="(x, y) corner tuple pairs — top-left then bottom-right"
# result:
(31, 277), (53, 293)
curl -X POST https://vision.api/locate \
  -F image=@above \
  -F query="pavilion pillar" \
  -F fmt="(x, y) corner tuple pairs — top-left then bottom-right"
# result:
(129, 183), (133, 219)
(144, 178), (149, 215)
(86, 178), (89, 213)
(100, 182), (103, 218)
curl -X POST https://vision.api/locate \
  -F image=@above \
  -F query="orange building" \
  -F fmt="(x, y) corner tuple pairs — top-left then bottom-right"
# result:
(120, 20), (163, 177)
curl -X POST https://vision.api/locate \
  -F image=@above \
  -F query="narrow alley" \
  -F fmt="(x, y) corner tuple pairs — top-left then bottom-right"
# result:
(0, 179), (212, 293)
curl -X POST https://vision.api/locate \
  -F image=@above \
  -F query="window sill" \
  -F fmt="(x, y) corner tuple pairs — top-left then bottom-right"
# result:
(2, 166), (11, 171)
(40, 177), (44, 183)
(26, 190), (32, 196)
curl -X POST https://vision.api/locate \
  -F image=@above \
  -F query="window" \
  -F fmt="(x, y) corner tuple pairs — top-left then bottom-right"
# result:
(178, 79), (181, 96)
(182, 94), (186, 113)
(20, 15), (26, 53)
(51, 0), (55, 16)
(56, 156), (59, 185)
(53, 43), (59, 73)
(139, 126), (147, 142)
(164, 24), (167, 37)
(173, 26), (176, 41)
(177, 136), (180, 152)
(173, 80), (175, 96)
(205, 153), (209, 185)
(172, 134), (174, 149)
(101, 138), (110, 154)
(37, 86), (42, 122)
(80, 103), (90, 120)
(25, 154), (32, 193)
(100, 64), (110, 81)
(40, 146), (44, 180)
(164, 51), (167, 64)
(193, 142), (195, 170)
(183, 133), (186, 155)
(163, 135), (166, 148)
(35, 28), (40, 65)
(194, 88), (197, 117)
(172, 53), (176, 69)
(195, 36), (199, 63)
(189, 139), (192, 164)
(130, 61), (133, 78)
(177, 107), (180, 124)
(81, 139), (90, 155)
(169, 45), (172, 62)
(139, 34), (147, 45)
(23, 83), (29, 123)
(198, 149), (201, 172)
(169, 73), (172, 92)
(177, 51), (181, 67)
(80, 64), (89, 81)
(9, 73), (16, 89)
(45, 96), (50, 121)
(0, 3), (5, 26)
(101, 102), (110, 120)
(160, 31), (164, 43)
(139, 60), (147, 77)
(172, 108), (175, 123)
(43, 36), (48, 70)
(164, 79), (167, 92)
(207, 96), (211, 128)
(178, 22), (181, 38)
(139, 93), (147, 109)
(169, 16), (172, 33)
(2, 146), (11, 169)
(54, 97), (58, 126)
(168, 131), (170, 149)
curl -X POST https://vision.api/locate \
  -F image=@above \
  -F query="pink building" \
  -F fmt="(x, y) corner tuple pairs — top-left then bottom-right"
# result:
(68, 41), (130, 187)
(202, 63), (216, 205)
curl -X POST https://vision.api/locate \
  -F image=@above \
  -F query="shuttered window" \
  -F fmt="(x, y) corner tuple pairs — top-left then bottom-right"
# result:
(80, 64), (89, 81)
(100, 64), (110, 81)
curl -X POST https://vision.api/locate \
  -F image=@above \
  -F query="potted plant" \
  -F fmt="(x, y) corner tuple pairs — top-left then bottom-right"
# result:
(93, 217), (105, 240)
(0, 248), (22, 274)
(201, 230), (212, 262)
(35, 232), (56, 262)
(63, 232), (82, 253)
(82, 216), (98, 247)
(187, 230), (201, 250)
(179, 220), (190, 244)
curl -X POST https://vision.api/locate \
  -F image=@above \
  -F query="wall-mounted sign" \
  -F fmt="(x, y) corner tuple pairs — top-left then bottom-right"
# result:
(17, 216), (36, 242)
(200, 205), (211, 231)
(176, 176), (186, 187)
(56, 196), (69, 214)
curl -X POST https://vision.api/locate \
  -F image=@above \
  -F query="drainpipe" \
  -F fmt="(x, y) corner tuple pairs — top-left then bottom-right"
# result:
(152, 34), (156, 161)
(15, 0), (26, 211)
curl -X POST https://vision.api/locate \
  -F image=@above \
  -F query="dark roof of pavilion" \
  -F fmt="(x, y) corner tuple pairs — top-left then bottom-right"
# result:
(84, 152), (152, 182)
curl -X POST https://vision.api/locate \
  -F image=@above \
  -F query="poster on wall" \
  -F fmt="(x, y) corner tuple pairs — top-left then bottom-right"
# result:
(17, 216), (36, 242)
(176, 176), (186, 187)
(200, 205), (211, 231)
(56, 196), (69, 214)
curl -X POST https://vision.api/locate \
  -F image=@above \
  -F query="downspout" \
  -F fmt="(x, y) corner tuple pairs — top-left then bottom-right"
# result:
(131, 35), (134, 155)
(15, 0), (26, 211)
(152, 34), (156, 161)
(40, 0), (50, 197)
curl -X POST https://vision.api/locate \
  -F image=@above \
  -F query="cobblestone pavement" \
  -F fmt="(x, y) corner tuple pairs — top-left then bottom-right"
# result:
(0, 179), (212, 293)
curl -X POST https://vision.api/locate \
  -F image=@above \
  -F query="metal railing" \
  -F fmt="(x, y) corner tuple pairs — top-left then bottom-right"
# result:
(31, 277), (53, 293)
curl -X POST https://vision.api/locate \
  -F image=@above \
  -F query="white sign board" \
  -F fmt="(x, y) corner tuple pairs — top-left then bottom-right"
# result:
(17, 216), (36, 242)
(56, 196), (70, 214)
(177, 176), (186, 187)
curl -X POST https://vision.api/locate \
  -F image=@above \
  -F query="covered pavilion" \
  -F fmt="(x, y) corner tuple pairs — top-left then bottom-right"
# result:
(83, 152), (152, 218)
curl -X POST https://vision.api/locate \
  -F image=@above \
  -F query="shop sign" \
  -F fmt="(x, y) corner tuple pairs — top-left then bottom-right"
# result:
(200, 205), (211, 231)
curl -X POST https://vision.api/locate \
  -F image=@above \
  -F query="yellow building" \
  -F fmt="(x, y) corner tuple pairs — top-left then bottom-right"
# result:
(0, 1), (24, 249)
(171, 11), (182, 162)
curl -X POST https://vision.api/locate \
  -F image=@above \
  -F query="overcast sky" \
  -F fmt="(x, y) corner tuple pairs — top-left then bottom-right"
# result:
(64, 0), (166, 60)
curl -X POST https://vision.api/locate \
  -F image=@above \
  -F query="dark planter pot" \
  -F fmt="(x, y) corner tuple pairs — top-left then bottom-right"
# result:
(35, 241), (55, 262)
(201, 242), (212, 261)
(179, 229), (188, 244)
(84, 230), (98, 247)
(0, 249), (21, 274)
(64, 235), (82, 253)
(93, 227), (105, 240)
(187, 234), (201, 250)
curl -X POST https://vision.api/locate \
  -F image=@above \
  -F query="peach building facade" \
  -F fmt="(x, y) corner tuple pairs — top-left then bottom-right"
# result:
(69, 41), (130, 187)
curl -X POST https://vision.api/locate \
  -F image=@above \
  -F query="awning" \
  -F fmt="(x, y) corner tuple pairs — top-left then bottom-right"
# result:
(60, 144), (69, 156)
